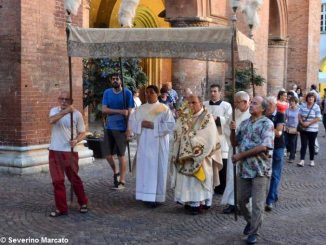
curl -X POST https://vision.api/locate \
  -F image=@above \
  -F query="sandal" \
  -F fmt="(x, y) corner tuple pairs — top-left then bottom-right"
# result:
(80, 204), (88, 213)
(49, 210), (67, 217)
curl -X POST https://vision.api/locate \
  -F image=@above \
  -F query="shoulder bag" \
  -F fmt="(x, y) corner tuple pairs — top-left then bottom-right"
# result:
(297, 104), (314, 132)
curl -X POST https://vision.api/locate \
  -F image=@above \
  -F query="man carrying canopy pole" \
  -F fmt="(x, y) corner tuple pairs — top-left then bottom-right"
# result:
(102, 72), (134, 190)
(48, 91), (88, 217)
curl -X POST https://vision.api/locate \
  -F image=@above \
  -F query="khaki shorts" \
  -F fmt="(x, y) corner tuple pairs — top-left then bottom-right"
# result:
(106, 129), (127, 156)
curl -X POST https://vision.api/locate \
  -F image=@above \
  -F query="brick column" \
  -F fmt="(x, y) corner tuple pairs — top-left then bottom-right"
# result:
(0, 0), (93, 174)
(167, 18), (226, 100)
(267, 39), (288, 96)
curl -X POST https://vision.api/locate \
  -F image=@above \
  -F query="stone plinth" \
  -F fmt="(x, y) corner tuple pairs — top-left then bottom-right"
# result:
(0, 143), (93, 174)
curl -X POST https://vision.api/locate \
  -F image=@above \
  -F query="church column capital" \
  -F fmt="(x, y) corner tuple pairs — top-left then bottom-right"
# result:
(268, 38), (289, 47)
(167, 17), (212, 27)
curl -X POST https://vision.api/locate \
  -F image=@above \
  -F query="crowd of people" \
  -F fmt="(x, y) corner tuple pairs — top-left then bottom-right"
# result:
(47, 74), (325, 244)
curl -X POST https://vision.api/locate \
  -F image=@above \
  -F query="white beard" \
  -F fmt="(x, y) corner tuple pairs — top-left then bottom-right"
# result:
(118, 0), (140, 27)
(64, 0), (82, 16)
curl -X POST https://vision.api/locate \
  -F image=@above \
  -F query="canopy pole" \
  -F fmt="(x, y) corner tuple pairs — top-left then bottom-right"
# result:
(251, 62), (255, 96)
(66, 12), (74, 203)
(249, 25), (256, 97)
(231, 7), (238, 222)
(119, 57), (132, 172)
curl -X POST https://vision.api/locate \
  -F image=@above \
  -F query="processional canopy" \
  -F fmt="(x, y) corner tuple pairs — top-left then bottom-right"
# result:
(67, 26), (255, 63)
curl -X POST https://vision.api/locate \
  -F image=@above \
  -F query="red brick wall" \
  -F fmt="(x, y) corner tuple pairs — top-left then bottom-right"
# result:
(287, 0), (320, 91)
(287, 0), (309, 89)
(0, 0), (22, 147)
(0, 0), (84, 146)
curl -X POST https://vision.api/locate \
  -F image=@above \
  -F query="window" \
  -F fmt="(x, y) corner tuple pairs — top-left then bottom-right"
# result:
(322, 3), (326, 33)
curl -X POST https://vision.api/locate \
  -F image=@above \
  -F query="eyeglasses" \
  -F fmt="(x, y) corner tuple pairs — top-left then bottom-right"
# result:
(59, 97), (71, 102)
(235, 100), (246, 104)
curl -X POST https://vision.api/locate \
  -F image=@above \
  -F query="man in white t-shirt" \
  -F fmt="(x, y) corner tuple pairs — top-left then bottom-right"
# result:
(48, 91), (88, 217)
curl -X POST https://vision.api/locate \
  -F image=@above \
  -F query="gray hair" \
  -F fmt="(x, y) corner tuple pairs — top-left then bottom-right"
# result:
(261, 97), (269, 114)
(266, 96), (277, 105)
(235, 91), (250, 101)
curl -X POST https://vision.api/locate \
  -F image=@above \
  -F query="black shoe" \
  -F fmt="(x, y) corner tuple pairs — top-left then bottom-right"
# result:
(144, 201), (157, 208)
(243, 222), (251, 235)
(265, 203), (273, 212)
(113, 173), (120, 187)
(223, 205), (235, 214)
(202, 204), (211, 210)
(246, 234), (257, 244)
(190, 206), (202, 215)
(184, 204), (191, 211)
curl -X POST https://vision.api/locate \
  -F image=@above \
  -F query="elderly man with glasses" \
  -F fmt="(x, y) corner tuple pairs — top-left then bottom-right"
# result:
(48, 90), (88, 217)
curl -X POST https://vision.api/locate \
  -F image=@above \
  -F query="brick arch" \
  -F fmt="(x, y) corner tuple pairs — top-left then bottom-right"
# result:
(269, 0), (288, 39)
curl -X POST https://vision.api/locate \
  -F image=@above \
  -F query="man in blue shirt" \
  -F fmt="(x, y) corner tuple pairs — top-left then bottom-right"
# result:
(102, 73), (134, 189)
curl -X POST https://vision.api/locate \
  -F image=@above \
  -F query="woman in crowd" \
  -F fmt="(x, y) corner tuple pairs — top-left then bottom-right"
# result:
(284, 96), (300, 163)
(276, 90), (288, 114)
(297, 92), (322, 167)
(133, 88), (142, 108)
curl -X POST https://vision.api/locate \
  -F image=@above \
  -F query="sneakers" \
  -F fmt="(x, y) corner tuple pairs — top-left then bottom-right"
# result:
(309, 161), (315, 167)
(297, 160), (304, 167)
(113, 173), (120, 187)
(112, 181), (125, 190)
(246, 234), (257, 244)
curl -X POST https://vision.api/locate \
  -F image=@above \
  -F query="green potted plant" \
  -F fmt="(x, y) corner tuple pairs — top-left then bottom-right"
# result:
(225, 67), (265, 103)
(83, 58), (148, 119)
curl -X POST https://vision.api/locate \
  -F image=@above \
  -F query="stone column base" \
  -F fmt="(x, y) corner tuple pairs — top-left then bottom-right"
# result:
(0, 142), (94, 174)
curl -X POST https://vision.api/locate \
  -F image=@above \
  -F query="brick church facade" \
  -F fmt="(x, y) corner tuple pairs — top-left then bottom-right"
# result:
(0, 0), (320, 173)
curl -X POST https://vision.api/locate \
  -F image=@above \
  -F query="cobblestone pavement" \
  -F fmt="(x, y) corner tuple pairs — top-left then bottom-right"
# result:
(1, 131), (326, 245)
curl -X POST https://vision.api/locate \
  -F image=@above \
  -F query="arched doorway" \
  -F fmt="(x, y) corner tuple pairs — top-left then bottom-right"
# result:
(89, 0), (171, 88)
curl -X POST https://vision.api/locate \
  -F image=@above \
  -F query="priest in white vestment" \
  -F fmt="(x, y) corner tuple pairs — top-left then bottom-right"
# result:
(129, 85), (175, 207)
(171, 95), (223, 214)
(203, 84), (232, 195)
(221, 91), (251, 214)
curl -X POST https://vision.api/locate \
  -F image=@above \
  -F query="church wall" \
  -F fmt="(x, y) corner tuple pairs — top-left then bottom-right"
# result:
(0, 0), (22, 147)
(0, 0), (84, 147)
(287, 0), (309, 89)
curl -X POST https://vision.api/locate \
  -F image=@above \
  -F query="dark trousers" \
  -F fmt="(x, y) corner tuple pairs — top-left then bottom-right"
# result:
(323, 114), (326, 131)
(214, 158), (227, 194)
(300, 131), (318, 161)
(285, 132), (298, 160)
(49, 150), (88, 213)
(238, 176), (269, 235)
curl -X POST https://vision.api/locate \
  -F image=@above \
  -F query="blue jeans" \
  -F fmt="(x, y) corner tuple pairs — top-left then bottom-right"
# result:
(266, 148), (285, 205)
